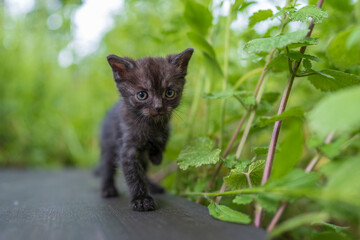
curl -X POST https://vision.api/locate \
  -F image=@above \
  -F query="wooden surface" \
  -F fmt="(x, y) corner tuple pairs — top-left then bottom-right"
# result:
(0, 170), (266, 240)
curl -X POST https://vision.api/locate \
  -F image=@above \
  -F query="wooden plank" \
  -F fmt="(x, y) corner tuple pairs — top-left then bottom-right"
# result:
(0, 170), (266, 240)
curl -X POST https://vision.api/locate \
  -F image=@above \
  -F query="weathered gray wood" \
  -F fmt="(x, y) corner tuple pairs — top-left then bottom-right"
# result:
(0, 170), (266, 240)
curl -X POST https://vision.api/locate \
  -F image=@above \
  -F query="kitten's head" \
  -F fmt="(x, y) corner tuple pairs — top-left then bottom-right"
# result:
(107, 48), (194, 121)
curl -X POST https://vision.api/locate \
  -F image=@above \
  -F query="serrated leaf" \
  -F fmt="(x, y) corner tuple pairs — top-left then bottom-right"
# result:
(224, 160), (265, 189)
(287, 37), (319, 48)
(328, 27), (360, 69)
(184, 1), (213, 36)
(249, 9), (273, 27)
(234, 159), (252, 171)
(271, 7), (296, 20)
(286, 51), (322, 62)
(256, 107), (304, 128)
(244, 30), (309, 53)
(224, 169), (248, 190)
(177, 137), (221, 170)
(303, 58), (312, 70)
(271, 120), (304, 179)
(233, 195), (253, 205)
(208, 201), (251, 224)
(309, 86), (360, 136)
(289, 5), (328, 24)
(319, 135), (348, 158)
(308, 69), (360, 92)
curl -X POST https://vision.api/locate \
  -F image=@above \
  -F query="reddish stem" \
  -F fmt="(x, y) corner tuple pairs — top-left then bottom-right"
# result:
(254, 0), (325, 228)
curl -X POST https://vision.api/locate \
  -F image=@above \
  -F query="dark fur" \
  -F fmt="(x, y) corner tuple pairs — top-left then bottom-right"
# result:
(97, 49), (193, 211)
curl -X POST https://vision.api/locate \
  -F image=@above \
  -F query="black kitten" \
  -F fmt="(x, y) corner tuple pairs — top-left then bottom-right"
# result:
(97, 48), (194, 211)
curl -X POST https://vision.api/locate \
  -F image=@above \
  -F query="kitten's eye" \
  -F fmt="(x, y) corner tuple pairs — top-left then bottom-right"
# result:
(136, 91), (148, 100)
(164, 89), (176, 99)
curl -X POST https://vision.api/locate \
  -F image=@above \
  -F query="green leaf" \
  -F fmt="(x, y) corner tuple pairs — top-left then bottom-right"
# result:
(286, 51), (322, 62)
(184, 1), (213, 36)
(346, 27), (360, 49)
(266, 169), (319, 189)
(319, 135), (348, 158)
(244, 30), (309, 53)
(232, 195), (253, 205)
(187, 31), (216, 59)
(311, 222), (349, 233)
(256, 107), (305, 128)
(177, 137), (221, 170)
(224, 160), (265, 189)
(271, 120), (304, 179)
(255, 194), (280, 213)
(327, 27), (360, 69)
(287, 37), (319, 48)
(251, 146), (268, 155)
(224, 169), (248, 190)
(249, 9), (273, 27)
(262, 92), (280, 103)
(203, 90), (250, 100)
(271, 7), (296, 20)
(309, 86), (360, 136)
(208, 201), (251, 224)
(307, 69), (360, 92)
(269, 212), (329, 238)
(303, 58), (312, 70)
(204, 90), (255, 106)
(289, 5), (328, 24)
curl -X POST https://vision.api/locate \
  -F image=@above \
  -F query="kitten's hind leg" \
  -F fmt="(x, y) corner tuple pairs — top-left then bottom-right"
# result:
(100, 149), (119, 198)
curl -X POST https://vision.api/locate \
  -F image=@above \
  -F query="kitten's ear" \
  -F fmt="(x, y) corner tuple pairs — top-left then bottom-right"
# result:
(107, 54), (136, 82)
(167, 48), (194, 75)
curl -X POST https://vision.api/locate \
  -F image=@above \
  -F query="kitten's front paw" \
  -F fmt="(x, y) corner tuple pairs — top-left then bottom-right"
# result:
(130, 196), (156, 211)
(149, 152), (162, 165)
(101, 185), (119, 198)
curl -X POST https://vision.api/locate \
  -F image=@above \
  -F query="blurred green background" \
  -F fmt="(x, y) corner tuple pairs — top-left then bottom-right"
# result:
(0, 0), (359, 169)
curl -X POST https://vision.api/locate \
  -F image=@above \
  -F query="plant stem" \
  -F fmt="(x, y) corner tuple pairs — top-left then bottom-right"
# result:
(266, 131), (334, 232)
(254, 0), (326, 228)
(219, 5), (232, 149)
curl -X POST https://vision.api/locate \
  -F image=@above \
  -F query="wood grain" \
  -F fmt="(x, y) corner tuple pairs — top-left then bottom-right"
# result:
(0, 170), (265, 240)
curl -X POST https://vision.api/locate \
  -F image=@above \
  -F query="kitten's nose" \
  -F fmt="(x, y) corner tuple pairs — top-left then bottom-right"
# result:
(154, 98), (163, 112)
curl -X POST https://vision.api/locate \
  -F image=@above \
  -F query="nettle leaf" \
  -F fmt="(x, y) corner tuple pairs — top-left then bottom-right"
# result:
(256, 107), (304, 128)
(328, 27), (360, 69)
(208, 201), (251, 224)
(303, 58), (312, 70)
(224, 169), (248, 189)
(233, 195), (253, 205)
(287, 37), (319, 48)
(224, 160), (265, 189)
(249, 9), (273, 27)
(271, 120), (304, 179)
(244, 30), (309, 53)
(308, 69), (360, 92)
(289, 5), (328, 24)
(309, 86), (360, 137)
(177, 137), (221, 170)
(184, 1), (213, 36)
(286, 51), (321, 62)
(271, 7), (296, 20)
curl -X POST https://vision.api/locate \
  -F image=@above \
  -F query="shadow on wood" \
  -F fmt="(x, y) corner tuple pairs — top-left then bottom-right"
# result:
(0, 170), (266, 240)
